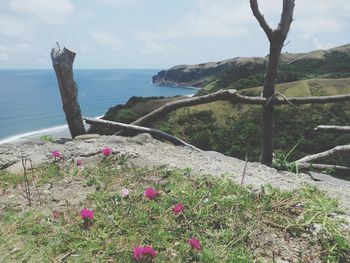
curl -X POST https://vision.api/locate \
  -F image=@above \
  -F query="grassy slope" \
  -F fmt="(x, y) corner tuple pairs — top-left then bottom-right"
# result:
(0, 158), (349, 262)
(96, 77), (350, 169)
(159, 78), (350, 166)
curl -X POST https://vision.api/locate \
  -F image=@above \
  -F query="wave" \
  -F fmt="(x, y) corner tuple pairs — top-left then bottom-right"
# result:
(0, 115), (104, 145)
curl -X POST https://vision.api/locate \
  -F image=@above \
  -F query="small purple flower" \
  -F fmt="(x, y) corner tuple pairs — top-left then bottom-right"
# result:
(121, 188), (129, 198)
(102, 147), (112, 156)
(76, 160), (82, 166)
(133, 246), (157, 260)
(51, 151), (62, 158)
(81, 208), (94, 220)
(144, 187), (160, 200)
(189, 238), (202, 251)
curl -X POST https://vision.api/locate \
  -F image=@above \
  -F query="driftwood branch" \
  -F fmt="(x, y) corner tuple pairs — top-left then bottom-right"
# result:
(132, 89), (239, 126)
(129, 88), (350, 127)
(51, 47), (86, 138)
(297, 163), (350, 172)
(314, 125), (350, 133)
(84, 117), (201, 151)
(250, 0), (273, 40)
(295, 145), (350, 164)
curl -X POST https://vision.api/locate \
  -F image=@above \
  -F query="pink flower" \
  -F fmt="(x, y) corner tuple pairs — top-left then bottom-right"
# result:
(81, 208), (94, 220)
(76, 160), (82, 166)
(52, 210), (62, 219)
(173, 203), (185, 215)
(52, 151), (61, 158)
(121, 188), (129, 198)
(144, 187), (160, 200)
(133, 246), (157, 260)
(102, 147), (112, 156)
(189, 238), (202, 251)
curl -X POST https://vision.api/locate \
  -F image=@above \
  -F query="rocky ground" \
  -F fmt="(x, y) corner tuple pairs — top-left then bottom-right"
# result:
(1, 133), (349, 209)
(0, 134), (349, 262)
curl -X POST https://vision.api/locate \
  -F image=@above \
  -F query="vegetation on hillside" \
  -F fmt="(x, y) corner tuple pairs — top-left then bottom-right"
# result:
(0, 157), (349, 262)
(92, 78), (350, 172)
(203, 50), (350, 93)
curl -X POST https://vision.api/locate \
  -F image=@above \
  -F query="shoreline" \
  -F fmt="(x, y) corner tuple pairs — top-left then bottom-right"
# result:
(0, 115), (104, 145)
(0, 90), (195, 144)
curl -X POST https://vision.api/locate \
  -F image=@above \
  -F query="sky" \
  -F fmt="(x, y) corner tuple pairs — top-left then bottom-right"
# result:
(0, 0), (349, 69)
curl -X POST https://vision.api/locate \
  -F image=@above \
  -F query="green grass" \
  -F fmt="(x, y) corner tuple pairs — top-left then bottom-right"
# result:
(0, 158), (349, 262)
(239, 78), (350, 97)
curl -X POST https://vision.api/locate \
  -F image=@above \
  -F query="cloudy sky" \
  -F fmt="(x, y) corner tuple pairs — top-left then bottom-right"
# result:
(0, 0), (349, 69)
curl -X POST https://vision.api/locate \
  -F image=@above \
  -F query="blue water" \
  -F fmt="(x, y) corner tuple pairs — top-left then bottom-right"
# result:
(0, 69), (196, 142)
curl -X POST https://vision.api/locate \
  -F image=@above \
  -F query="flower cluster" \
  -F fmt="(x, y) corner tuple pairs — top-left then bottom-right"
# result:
(79, 184), (202, 260)
(81, 208), (94, 220)
(51, 150), (61, 158)
(189, 238), (202, 251)
(102, 147), (112, 156)
(173, 203), (185, 215)
(144, 187), (160, 200)
(133, 246), (158, 260)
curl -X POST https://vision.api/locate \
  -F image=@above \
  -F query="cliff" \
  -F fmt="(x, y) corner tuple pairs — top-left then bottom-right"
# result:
(152, 44), (350, 91)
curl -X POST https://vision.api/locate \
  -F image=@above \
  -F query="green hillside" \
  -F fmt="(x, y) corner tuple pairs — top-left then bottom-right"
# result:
(93, 78), (350, 171)
(152, 44), (350, 94)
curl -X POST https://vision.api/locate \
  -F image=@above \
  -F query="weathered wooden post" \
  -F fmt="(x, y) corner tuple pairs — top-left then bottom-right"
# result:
(51, 46), (86, 138)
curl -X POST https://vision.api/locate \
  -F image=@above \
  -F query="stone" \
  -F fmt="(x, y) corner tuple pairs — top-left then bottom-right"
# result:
(103, 135), (125, 144)
(74, 134), (101, 140)
(129, 133), (153, 145)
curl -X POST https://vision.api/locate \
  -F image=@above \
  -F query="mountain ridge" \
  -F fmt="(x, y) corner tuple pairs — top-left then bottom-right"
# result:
(152, 43), (350, 90)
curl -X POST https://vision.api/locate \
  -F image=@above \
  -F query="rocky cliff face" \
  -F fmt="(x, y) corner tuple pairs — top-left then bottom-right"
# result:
(152, 57), (266, 88)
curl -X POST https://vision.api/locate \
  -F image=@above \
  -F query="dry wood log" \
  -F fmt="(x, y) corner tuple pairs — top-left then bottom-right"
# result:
(51, 47), (86, 138)
(297, 163), (350, 172)
(84, 117), (201, 151)
(295, 145), (350, 164)
(314, 125), (350, 133)
(130, 89), (350, 127)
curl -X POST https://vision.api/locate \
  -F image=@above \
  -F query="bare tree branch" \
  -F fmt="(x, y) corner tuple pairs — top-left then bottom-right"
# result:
(129, 88), (350, 127)
(278, 0), (295, 37)
(314, 125), (350, 133)
(131, 89), (246, 126)
(295, 145), (350, 164)
(297, 163), (350, 172)
(250, 0), (273, 40)
(83, 117), (201, 151)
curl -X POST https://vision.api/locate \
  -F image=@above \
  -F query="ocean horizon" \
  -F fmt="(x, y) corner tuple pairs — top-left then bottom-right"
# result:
(0, 69), (197, 144)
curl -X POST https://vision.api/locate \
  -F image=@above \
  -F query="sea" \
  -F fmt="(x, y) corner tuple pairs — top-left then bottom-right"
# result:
(0, 69), (197, 144)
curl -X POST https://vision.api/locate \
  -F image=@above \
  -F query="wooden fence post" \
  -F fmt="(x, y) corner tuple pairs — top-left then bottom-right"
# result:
(51, 47), (86, 138)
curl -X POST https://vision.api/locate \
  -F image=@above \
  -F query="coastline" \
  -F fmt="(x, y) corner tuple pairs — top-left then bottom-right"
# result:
(0, 115), (104, 145)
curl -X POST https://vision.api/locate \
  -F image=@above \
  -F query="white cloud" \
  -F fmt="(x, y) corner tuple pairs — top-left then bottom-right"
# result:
(94, 0), (137, 7)
(137, 0), (253, 42)
(0, 42), (32, 62)
(295, 17), (343, 34)
(90, 30), (124, 51)
(293, 0), (350, 34)
(168, 0), (252, 38)
(141, 40), (181, 55)
(0, 15), (29, 38)
(0, 53), (9, 61)
(9, 0), (74, 24)
(301, 34), (335, 50)
(0, 42), (32, 54)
